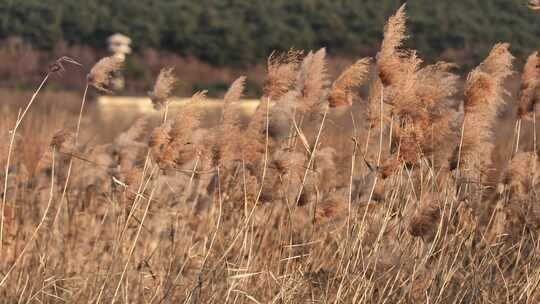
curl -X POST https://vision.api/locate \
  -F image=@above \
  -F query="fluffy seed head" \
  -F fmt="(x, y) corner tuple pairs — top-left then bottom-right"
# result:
(480, 43), (514, 81)
(505, 152), (536, 199)
(460, 43), (514, 175)
(264, 49), (303, 100)
(409, 194), (441, 241)
(377, 4), (408, 86)
(50, 129), (74, 151)
(149, 123), (171, 151)
(328, 58), (371, 108)
(296, 48), (330, 113)
(115, 118), (147, 147)
(463, 44), (514, 114)
(518, 52), (540, 119)
(149, 67), (177, 110)
(219, 76), (246, 137)
(224, 76), (246, 106)
(87, 56), (123, 92)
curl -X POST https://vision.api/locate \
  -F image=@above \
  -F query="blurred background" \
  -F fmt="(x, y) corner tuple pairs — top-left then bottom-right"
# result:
(0, 0), (539, 148)
(0, 0), (539, 98)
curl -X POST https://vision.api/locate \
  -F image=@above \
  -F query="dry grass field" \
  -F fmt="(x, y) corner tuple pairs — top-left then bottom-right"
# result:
(2, 5), (540, 303)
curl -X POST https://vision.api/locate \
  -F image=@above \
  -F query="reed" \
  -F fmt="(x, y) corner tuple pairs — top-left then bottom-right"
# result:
(1, 5), (540, 303)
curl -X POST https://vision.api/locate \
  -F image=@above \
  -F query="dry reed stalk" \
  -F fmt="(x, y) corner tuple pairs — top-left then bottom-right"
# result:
(0, 148), (56, 288)
(111, 171), (158, 304)
(0, 57), (80, 250)
(95, 153), (154, 303)
(253, 97), (271, 207)
(1, 75), (50, 251)
(53, 57), (114, 235)
(367, 78), (384, 129)
(295, 109), (328, 205)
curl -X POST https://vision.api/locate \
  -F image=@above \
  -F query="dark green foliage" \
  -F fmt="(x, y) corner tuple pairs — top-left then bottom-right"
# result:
(0, 0), (539, 67)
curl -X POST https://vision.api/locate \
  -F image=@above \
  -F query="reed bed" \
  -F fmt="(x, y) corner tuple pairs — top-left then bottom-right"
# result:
(1, 5), (540, 303)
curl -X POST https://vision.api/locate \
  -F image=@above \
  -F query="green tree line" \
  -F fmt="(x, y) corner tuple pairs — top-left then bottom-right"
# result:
(0, 0), (539, 67)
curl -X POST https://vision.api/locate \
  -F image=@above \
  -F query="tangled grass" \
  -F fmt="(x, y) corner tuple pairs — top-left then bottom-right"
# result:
(1, 5), (540, 303)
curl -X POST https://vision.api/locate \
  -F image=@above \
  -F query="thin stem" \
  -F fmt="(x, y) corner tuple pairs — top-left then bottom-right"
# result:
(76, 83), (90, 140)
(52, 82), (89, 229)
(534, 104), (537, 155)
(295, 109), (328, 206)
(0, 148), (55, 288)
(254, 97), (271, 205)
(515, 119), (522, 154)
(348, 110), (358, 232)
(456, 118), (466, 178)
(15, 74), (51, 130)
(1, 73), (50, 251)
(162, 103), (169, 124)
(111, 176), (158, 303)
(377, 86), (384, 167)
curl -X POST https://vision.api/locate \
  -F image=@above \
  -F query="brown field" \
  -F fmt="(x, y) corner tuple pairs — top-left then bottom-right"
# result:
(2, 5), (540, 303)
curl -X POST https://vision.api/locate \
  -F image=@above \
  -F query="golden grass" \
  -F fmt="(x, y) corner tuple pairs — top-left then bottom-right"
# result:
(1, 6), (540, 303)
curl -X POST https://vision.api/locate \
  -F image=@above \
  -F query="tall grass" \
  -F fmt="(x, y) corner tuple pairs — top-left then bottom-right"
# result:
(1, 5), (540, 303)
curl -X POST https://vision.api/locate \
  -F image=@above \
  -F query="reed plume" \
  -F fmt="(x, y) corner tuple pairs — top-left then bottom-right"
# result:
(397, 62), (459, 165)
(296, 48), (330, 113)
(5, 7), (540, 302)
(409, 194), (441, 242)
(222, 76), (246, 125)
(50, 129), (74, 151)
(114, 118), (147, 148)
(223, 76), (246, 107)
(377, 4), (408, 86)
(242, 98), (272, 165)
(149, 67), (177, 110)
(328, 58), (371, 108)
(505, 151), (536, 200)
(113, 118), (148, 172)
(373, 6), (459, 167)
(459, 43), (514, 174)
(152, 91), (205, 170)
(215, 76), (246, 167)
(149, 123), (171, 156)
(518, 52), (540, 119)
(264, 49), (302, 100)
(87, 56), (123, 92)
